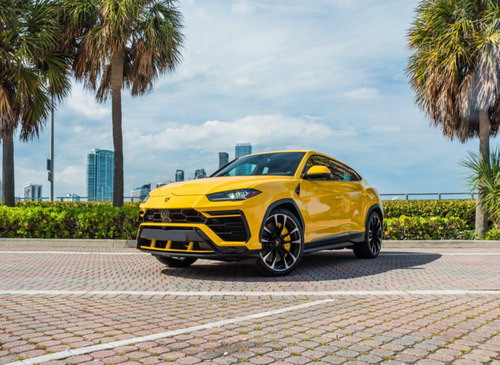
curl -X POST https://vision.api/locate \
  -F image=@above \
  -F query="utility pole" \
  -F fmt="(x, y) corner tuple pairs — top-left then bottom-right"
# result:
(47, 93), (54, 201)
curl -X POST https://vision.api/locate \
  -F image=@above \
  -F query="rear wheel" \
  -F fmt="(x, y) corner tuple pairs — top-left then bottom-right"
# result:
(154, 255), (198, 268)
(353, 211), (383, 259)
(256, 208), (304, 276)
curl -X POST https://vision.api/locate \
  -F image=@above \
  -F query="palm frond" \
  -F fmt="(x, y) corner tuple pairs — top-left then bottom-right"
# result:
(62, 0), (183, 100)
(461, 148), (500, 224)
(0, 0), (72, 140)
(407, 0), (500, 142)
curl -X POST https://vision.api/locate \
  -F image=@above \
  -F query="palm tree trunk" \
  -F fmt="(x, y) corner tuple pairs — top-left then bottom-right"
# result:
(475, 108), (490, 239)
(110, 50), (125, 207)
(2, 130), (15, 207)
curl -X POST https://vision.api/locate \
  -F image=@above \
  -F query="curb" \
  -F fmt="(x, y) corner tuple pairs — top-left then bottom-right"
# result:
(0, 238), (137, 248)
(0, 238), (499, 249)
(383, 240), (500, 248)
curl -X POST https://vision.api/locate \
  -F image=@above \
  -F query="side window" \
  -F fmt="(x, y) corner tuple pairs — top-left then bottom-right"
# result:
(329, 159), (362, 182)
(303, 155), (335, 181)
(303, 155), (362, 182)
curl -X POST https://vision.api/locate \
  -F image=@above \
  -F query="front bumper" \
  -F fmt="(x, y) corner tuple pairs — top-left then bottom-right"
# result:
(137, 192), (272, 259)
(137, 225), (260, 260)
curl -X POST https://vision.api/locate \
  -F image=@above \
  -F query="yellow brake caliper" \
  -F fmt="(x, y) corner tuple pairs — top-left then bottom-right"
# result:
(281, 225), (291, 253)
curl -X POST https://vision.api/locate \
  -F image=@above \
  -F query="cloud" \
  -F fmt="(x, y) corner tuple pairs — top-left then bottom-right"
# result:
(125, 114), (354, 155)
(9, 0), (500, 198)
(337, 87), (380, 100)
(58, 166), (85, 194)
(64, 87), (109, 120)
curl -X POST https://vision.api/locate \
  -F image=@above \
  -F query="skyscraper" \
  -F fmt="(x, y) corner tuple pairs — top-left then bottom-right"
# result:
(235, 143), (252, 175)
(235, 143), (252, 158)
(131, 184), (151, 202)
(87, 148), (114, 201)
(194, 168), (207, 179)
(175, 170), (185, 182)
(24, 184), (42, 201)
(218, 152), (229, 168)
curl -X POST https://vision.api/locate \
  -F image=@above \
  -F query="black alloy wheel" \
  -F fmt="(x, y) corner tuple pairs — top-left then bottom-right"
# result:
(353, 211), (383, 259)
(256, 208), (304, 276)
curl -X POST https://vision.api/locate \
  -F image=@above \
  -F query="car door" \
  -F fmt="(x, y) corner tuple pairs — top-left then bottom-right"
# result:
(299, 155), (345, 241)
(327, 159), (364, 233)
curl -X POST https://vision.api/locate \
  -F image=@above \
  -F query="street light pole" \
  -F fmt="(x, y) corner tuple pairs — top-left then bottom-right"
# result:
(49, 93), (54, 201)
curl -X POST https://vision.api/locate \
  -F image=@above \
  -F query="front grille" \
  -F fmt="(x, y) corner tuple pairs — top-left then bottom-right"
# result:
(141, 209), (206, 224)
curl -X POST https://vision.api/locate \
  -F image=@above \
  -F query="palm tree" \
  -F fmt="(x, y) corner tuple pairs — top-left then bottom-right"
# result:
(0, 0), (71, 206)
(61, 0), (184, 207)
(408, 0), (500, 237)
(462, 149), (500, 229)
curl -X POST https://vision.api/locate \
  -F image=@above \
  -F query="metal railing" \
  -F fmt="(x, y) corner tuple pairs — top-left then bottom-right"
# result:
(15, 193), (477, 202)
(380, 192), (476, 201)
(15, 196), (139, 202)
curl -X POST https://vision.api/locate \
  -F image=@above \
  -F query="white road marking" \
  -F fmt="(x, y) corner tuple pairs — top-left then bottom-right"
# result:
(6, 299), (334, 365)
(0, 250), (499, 256)
(0, 289), (498, 297)
(382, 252), (500, 256)
(0, 251), (144, 255)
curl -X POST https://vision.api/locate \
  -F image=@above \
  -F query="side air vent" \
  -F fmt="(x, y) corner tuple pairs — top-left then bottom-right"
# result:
(205, 212), (249, 242)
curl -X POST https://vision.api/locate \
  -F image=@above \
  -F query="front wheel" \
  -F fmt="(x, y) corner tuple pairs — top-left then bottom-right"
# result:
(154, 255), (198, 268)
(256, 208), (304, 276)
(353, 211), (383, 259)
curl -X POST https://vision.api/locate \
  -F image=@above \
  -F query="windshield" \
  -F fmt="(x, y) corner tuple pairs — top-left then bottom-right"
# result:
(212, 152), (306, 177)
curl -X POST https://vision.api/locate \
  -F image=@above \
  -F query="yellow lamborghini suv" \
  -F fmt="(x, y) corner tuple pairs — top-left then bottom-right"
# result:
(137, 151), (383, 276)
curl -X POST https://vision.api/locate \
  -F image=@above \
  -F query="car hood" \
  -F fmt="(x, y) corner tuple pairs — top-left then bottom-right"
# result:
(151, 176), (293, 196)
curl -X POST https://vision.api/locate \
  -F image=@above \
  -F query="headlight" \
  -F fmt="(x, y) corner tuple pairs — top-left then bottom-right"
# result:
(206, 189), (261, 202)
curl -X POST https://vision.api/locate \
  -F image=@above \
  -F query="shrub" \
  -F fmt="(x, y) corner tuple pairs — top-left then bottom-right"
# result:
(383, 200), (475, 228)
(384, 216), (467, 240)
(0, 204), (139, 239)
(485, 229), (500, 240)
(0, 200), (496, 241)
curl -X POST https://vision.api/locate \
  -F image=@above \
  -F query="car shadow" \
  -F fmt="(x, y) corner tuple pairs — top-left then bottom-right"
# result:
(160, 251), (442, 282)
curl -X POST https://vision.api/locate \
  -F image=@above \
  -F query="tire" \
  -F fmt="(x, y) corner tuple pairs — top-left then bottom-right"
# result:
(256, 208), (304, 276)
(353, 210), (383, 259)
(154, 255), (198, 268)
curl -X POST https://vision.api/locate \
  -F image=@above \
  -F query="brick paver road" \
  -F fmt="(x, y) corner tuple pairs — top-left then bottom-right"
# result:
(0, 246), (499, 364)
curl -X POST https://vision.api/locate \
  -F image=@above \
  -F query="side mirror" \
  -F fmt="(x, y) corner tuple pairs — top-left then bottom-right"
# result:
(303, 165), (331, 180)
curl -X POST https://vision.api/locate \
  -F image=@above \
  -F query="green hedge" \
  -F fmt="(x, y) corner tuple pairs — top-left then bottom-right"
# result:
(0, 200), (498, 240)
(0, 204), (138, 239)
(384, 216), (467, 240)
(383, 200), (476, 227)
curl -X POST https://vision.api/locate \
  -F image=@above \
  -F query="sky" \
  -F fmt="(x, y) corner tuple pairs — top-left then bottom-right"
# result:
(5, 0), (500, 198)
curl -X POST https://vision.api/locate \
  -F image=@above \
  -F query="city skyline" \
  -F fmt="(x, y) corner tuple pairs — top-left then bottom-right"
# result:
(13, 148), (231, 198)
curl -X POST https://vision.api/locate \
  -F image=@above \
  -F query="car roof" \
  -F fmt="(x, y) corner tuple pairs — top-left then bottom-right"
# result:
(246, 150), (314, 155)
